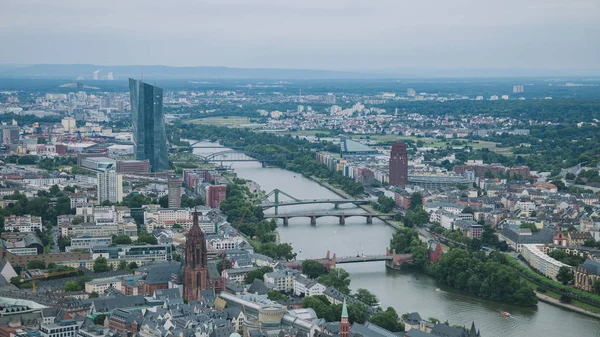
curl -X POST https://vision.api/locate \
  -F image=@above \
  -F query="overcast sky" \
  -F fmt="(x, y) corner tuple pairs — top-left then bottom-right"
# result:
(1, 0), (599, 70)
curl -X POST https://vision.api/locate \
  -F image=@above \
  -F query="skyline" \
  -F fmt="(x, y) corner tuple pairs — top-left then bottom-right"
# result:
(1, 0), (599, 71)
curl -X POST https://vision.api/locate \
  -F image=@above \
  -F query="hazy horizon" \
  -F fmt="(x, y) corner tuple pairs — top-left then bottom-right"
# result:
(1, 0), (599, 71)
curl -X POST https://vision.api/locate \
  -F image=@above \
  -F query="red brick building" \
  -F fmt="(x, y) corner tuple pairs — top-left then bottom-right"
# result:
(207, 185), (227, 209)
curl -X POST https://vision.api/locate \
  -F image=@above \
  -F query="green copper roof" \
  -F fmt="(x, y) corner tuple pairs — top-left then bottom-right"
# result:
(341, 297), (348, 318)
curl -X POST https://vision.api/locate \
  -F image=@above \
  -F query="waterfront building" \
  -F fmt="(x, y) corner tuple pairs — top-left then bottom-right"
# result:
(206, 185), (227, 209)
(521, 244), (571, 281)
(183, 208), (210, 301)
(389, 142), (408, 186)
(129, 78), (168, 172)
(574, 259), (600, 293)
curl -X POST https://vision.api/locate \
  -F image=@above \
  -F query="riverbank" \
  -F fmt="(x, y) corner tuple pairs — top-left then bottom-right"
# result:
(536, 292), (600, 319)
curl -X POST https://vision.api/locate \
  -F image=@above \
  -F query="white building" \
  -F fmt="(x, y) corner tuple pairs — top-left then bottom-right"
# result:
(40, 321), (79, 337)
(97, 170), (123, 203)
(264, 270), (298, 292)
(4, 215), (42, 232)
(61, 117), (76, 132)
(521, 244), (570, 281)
(293, 274), (326, 297)
(84, 277), (123, 294)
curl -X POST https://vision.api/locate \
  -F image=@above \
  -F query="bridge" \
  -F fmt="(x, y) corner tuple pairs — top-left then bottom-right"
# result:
(261, 189), (370, 214)
(287, 248), (413, 270)
(264, 211), (394, 225)
(193, 149), (276, 167)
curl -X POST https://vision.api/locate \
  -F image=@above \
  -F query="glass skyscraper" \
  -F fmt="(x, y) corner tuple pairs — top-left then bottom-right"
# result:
(129, 78), (168, 172)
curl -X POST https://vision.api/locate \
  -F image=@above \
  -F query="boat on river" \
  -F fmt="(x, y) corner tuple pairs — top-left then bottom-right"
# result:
(501, 311), (511, 317)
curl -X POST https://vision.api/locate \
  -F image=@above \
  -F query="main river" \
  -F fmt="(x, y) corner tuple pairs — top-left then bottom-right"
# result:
(192, 143), (600, 337)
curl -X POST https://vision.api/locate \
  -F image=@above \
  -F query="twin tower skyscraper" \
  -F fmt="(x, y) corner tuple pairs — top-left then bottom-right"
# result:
(129, 78), (169, 172)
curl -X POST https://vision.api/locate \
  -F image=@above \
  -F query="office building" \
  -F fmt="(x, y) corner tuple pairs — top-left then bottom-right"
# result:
(513, 85), (524, 93)
(325, 93), (336, 104)
(389, 142), (408, 186)
(97, 171), (123, 203)
(129, 78), (168, 172)
(41, 320), (79, 337)
(116, 159), (150, 174)
(168, 176), (182, 208)
(1, 125), (20, 145)
(407, 88), (416, 97)
(61, 117), (76, 132)
(81, 157), (117, 172)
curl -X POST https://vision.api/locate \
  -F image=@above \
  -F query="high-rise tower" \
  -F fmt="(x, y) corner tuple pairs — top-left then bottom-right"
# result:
(129, 78), (168, 172)
(183, 208), (209, 301)
(389, 142), (408, 186)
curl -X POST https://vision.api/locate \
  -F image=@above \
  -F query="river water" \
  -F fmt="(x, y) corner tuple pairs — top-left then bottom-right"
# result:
(192, 143), (600, 337)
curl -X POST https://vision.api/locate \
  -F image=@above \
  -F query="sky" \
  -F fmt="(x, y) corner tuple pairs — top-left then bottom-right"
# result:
(1, 0), (599, 71)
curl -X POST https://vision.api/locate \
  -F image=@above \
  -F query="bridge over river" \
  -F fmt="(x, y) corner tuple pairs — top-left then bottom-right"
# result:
(264, 211), (395, 225)
(285, 249), (413, 270)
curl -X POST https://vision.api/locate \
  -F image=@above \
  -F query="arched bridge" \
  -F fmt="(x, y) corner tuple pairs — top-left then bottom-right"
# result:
(194, 149), (276, 167)
(264, 211), (395, 225)
(261, 189), (370, 214)
(286, 248), (413, 270)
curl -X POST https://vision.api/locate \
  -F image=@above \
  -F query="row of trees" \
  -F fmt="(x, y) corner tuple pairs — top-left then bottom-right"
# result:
(507, 256), (600, 304)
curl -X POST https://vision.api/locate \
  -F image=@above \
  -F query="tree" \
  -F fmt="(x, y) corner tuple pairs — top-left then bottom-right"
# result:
(369, 307), (404, 332)
(583, 238), (597, 247)
(112, 235), (133, 245)
(267, 290), (287, 301)
(58, 236), (71, 252)
(244, 266), (273, 284)
(89, 291), (99, 298)
(136, 232), (158, 245)
(593, 280), (600, 295)
(409, 193), (423, 210)
(27, 260), (46, 270)
(317, 268), (351, 294)
(64, 281), (81, 292)
(461, 206), (475, 215)
(556, 266), (574, 285)
(93, 257), (110, 273)
(301, 260), (327, 279)
(355, 288), (378, 306)
(128, 262), (138, 269)
(93, 314), (107, 326)
(117, 261), (128, 270)
(347, 302), (369, 324)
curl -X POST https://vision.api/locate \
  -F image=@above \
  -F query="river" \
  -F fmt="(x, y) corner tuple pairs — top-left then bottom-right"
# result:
(192, 142), (600, 337)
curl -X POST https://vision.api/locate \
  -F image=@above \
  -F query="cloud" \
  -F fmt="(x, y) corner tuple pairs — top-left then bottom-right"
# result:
(0, 0), (598, 69)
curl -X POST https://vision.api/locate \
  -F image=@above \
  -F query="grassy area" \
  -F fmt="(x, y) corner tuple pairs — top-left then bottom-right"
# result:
(189, 116), (256, 128)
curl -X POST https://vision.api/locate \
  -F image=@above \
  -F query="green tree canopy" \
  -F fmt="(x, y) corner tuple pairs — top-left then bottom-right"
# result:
(301, 260), (328, 279)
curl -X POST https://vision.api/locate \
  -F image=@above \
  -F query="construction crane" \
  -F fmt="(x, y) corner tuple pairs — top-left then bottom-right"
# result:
(21, 269), (80, 294)
(234, 208), (249, 235)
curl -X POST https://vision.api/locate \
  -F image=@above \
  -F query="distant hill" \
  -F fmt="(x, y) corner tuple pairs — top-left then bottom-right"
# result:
(0, 64), (373, 80)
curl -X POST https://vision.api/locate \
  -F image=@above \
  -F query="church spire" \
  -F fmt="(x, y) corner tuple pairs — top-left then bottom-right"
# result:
(340, 297), (349, 337)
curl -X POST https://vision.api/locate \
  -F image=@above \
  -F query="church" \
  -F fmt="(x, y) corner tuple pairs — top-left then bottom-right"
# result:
(183, 208), (224, 301)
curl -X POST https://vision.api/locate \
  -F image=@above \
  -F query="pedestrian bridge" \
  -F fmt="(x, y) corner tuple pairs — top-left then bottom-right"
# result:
(286, 249), (413, 270)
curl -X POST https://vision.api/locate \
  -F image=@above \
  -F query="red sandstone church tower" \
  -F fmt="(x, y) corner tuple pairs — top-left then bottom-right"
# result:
(389, 142), (408, 186)
(183, 208), (209, 301)
(340, 298), (349, 337)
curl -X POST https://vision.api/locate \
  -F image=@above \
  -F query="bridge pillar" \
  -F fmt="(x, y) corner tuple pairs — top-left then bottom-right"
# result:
(366, 215), (373, 224)
(261, 161), (267, 168)
(274, 206), (278, 215)
(283, 217), (289, 226)
(310, 216), (317, 226)
(334, 203), (339, 209)
(339, 214), (345, 225)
